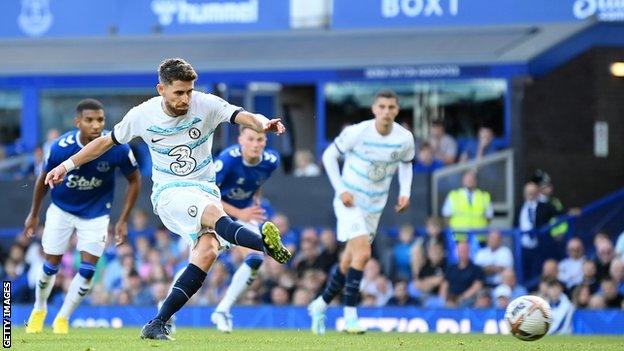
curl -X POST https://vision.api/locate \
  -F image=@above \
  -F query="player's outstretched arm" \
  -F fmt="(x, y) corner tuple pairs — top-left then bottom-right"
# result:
(24, 171), (49, 238)
(44, 134), (115, 188)
(234, 111), (285, 135)
(115, 170), (141, 246)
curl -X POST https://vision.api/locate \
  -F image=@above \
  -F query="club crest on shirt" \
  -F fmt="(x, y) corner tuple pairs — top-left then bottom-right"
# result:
(189, 127), (201, 139)
(97, 161), (110, 172)
(188, 205), (198, 217)
(391, 151), (399, 160)
(368, 162), (386, 182)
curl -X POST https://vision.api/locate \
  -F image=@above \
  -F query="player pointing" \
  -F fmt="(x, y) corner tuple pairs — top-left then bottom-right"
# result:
(25, 99), (141, 335)
(45, 58), (292, 340)
(308, 90), (415, 334)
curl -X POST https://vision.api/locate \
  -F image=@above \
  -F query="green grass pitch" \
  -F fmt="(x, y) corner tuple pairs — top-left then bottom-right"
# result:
(9, 328), (624, 351)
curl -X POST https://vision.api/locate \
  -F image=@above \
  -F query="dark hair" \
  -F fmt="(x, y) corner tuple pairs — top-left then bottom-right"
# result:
(375, 90), (399, 103)
(431, 120), (445, 127)
(76, 98), (104, 115)
(158, 58), (197, 85)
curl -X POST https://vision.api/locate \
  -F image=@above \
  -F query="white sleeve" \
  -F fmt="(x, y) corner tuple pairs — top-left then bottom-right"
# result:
(401, 134), (416, 162)
(333, 125), (360, 154)
(196, 92), (242, 129)
(322, 143), (345, 195)
(112, 107), (141, 145)
(398, 161), (413, 198)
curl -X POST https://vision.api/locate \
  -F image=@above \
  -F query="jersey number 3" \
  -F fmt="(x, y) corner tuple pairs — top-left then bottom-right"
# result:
(169, 145), (196, 176)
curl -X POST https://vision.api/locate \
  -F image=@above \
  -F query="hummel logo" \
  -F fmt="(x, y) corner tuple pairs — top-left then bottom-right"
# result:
(78, 287), (90, 297)
(151, 137), (165, 143)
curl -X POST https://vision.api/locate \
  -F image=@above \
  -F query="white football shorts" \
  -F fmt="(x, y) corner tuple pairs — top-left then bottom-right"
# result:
(333, 197), (382, 243)
(154, 185), (230, 251)
(42, 203), (109, 257)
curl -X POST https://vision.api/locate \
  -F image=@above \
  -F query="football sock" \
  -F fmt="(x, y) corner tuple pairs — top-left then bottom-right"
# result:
(57, 262), (96, 319)
(215, 216), (263, 251)
(321, 265), (346, 306)
(34, 261), (59, 311)
(155, 263), (206, 323)
(343, 267), (363, 308)
(344, 306), (358, 320)
(215, 253), (263, 313)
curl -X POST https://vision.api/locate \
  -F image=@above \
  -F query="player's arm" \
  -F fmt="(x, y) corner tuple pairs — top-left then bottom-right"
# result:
(24, 170), (50, 237)
(45, 134), (115, 187)
(114, 170), (141, 246)
(395, 161), (413, 212)
(234, 111), (285, 135)
(322, 143), (354, 207)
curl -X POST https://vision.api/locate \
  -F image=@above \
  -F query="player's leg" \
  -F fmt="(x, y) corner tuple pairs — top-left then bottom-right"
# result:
(52, 213), (109, 334)
(203, 204), (291, 264)
(142, 233), (219, 340)
(308, 248), (352, 335)
(53, 251), (99, 334)
(27, 204), (73, 334)
(212, 246), (263, 332)
(342, 235), (371, 334)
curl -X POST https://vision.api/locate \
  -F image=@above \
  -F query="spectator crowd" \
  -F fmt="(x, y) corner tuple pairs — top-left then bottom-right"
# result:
(3, 204), (623, 313)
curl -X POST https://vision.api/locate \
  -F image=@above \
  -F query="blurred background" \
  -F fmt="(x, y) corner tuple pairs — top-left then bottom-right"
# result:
(1, 0), (623, 334)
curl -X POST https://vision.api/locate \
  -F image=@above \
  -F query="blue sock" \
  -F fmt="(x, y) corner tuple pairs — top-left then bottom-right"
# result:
(321, 265), (346, 304)
(155, 263), (206, 322)
(244, 253), (264, 270)
(215, 216), (263, 251)
(343, 267), (363, 307)
(42, 261), (59, 276)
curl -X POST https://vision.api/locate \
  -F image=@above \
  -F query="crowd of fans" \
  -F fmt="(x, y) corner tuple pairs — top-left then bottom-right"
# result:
(2, 204), (623, 312)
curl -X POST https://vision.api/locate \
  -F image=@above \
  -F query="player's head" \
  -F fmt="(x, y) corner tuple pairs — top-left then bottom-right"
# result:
(238, 125), (267, 162)
(157, 58), (198, 117)
(372, 90), (399, 127)
(74, 98), (105, 142)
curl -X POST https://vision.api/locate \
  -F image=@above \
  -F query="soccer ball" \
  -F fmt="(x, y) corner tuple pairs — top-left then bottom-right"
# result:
(504, 295), (552, 341)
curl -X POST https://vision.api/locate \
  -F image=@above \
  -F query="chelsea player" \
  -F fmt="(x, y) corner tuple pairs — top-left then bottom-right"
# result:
(45, 58), (291, 340)
(24, 99), (141, 334)
(210, 125), (279, 333)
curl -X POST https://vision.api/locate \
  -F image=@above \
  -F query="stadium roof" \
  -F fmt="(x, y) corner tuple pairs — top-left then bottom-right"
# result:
(0, 21), (592, 75)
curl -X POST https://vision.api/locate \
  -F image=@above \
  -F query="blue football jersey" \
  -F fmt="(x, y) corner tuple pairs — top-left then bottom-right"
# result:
(44, 130), (138, 219)
(215, 146), (280, 209)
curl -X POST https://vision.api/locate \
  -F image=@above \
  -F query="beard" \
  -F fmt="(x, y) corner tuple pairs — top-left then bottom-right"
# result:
(163, 100), (188, 116)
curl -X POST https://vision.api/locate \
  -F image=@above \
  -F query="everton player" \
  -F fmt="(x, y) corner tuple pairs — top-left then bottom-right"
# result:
(24, 99), (141, 334)
(210, 125), (280, 332)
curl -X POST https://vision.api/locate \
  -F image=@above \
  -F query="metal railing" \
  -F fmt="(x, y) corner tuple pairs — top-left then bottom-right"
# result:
(431, 149), (515, 226)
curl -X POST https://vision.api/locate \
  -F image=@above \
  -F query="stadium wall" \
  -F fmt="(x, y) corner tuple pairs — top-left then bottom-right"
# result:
(10, 305), (624, 335)
(521, 47), (624, 207)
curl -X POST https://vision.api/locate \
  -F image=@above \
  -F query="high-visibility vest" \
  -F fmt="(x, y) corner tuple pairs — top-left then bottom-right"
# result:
(448, 188), (491, 230)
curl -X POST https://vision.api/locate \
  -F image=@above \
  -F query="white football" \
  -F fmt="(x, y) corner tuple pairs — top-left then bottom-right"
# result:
(504, 295), (553, 341)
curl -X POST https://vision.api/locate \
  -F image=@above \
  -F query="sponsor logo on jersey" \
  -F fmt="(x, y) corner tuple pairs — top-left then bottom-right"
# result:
(18, 0), (53, 37)
(226, 187), (254, 201)
(65, 175), (103, 191)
